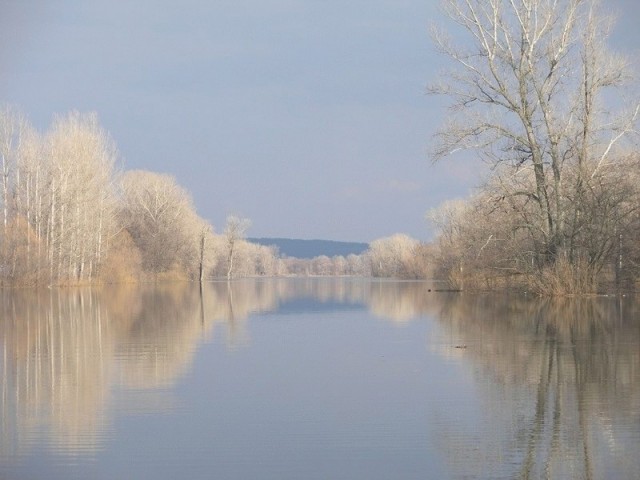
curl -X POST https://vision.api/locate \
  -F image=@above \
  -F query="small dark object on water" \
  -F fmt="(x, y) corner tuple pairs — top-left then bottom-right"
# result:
(454, 345), (467, 349)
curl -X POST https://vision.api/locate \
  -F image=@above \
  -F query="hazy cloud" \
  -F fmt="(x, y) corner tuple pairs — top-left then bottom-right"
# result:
(387, 179), (421, 193)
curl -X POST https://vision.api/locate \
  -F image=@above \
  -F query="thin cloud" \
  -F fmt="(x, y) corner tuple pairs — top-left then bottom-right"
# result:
(387, 179), (421, 193)
(339, 178), (422, 201)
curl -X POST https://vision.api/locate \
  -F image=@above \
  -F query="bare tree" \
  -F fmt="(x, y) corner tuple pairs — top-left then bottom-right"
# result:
(430, 0), (639, 289)
(0, 107), (31, 281)
(223, 215), (251, 280)
(14, 124), (47, 282)
(251, 243), (278, 276)
(0, 107), (30, 232)
(368, 234), (418, 278)
(43, 112), (118, 282)
(121, 170), (203, 277)
(198, 222), (213, 283)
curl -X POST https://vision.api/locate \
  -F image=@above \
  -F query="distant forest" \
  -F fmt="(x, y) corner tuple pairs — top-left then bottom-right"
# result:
(248, 238), (368, 259)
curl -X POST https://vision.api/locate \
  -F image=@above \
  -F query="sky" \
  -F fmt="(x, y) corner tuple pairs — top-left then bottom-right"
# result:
(1, 0), (639, 242)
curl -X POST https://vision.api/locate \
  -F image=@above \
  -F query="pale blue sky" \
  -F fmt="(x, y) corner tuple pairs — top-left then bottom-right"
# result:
(1, 0), (638, 242)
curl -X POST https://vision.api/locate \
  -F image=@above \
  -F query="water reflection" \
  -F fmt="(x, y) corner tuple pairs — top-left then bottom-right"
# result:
(429, 294), (640, 479)
(0, 281), (261, 460)
(0, 280), (638, 479)
(1, 288), (111, 458)
(0, 280), (368, 460)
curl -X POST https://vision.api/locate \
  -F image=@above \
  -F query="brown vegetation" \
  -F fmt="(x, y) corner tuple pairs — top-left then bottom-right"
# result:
(0, 108), (418, 284)
(427, 0), (640, 295)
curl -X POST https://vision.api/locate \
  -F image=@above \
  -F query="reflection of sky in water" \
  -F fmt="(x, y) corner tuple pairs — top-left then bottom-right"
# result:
(0, 281), (638, 479)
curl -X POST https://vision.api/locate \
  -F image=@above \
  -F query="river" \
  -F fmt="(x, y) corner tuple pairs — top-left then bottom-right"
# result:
(1, 279), (638, 479)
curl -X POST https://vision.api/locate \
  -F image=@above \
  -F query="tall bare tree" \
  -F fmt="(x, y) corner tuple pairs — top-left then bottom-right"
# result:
(223, 215), (251, 280)
(44, 112), (118, 282)
(0, 107), (30, 280)
(199, 222), (213, 283)
(0, 107), (31, 229)
(430, 0), (639, 289)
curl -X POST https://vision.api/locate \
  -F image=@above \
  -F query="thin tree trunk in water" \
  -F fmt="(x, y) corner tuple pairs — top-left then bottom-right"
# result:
(1, 153), (7, 276)
(96, 199), (104, 278)
(35, 166), (41, 282)
(78, 204), (85, 281)
(2, 153), (8, 233)
(199, 228), (206, 284)
(58, 201), (65, 281)
(49, 177), (56, 281)
(26, 169), (31, 275)
(227, 243), (234, 281)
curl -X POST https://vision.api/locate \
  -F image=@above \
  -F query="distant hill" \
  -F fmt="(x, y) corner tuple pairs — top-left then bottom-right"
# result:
(248, 238), (369, 259)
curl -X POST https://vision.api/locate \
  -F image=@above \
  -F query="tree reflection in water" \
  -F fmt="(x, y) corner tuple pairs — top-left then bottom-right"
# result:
(429, 294), (640, 479)
(0, 280), (638, 479)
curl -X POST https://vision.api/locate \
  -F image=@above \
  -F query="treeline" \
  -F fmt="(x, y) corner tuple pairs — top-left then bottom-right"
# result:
(264, 233), (431, 279)
(426, 182), (640, 294)
(0, 106), (433, 285)
(0, 108), (263, 284)
(0, 107), (293, 285)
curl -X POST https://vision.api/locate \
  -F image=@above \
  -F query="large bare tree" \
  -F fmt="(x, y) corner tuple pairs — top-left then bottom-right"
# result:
(121, 170), (203, 276)
(430, 0), (639, 285)
(44, 112), (118, 282)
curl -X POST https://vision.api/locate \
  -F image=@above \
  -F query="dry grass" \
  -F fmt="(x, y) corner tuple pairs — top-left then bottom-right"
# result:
(528, 257), (597, 296)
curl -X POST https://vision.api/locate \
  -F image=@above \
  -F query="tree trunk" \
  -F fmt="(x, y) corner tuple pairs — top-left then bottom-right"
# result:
(199, 227), (206, 283)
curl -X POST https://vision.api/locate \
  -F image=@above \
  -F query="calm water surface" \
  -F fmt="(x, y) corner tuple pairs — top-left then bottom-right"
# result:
(0, 279), (638, 479)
